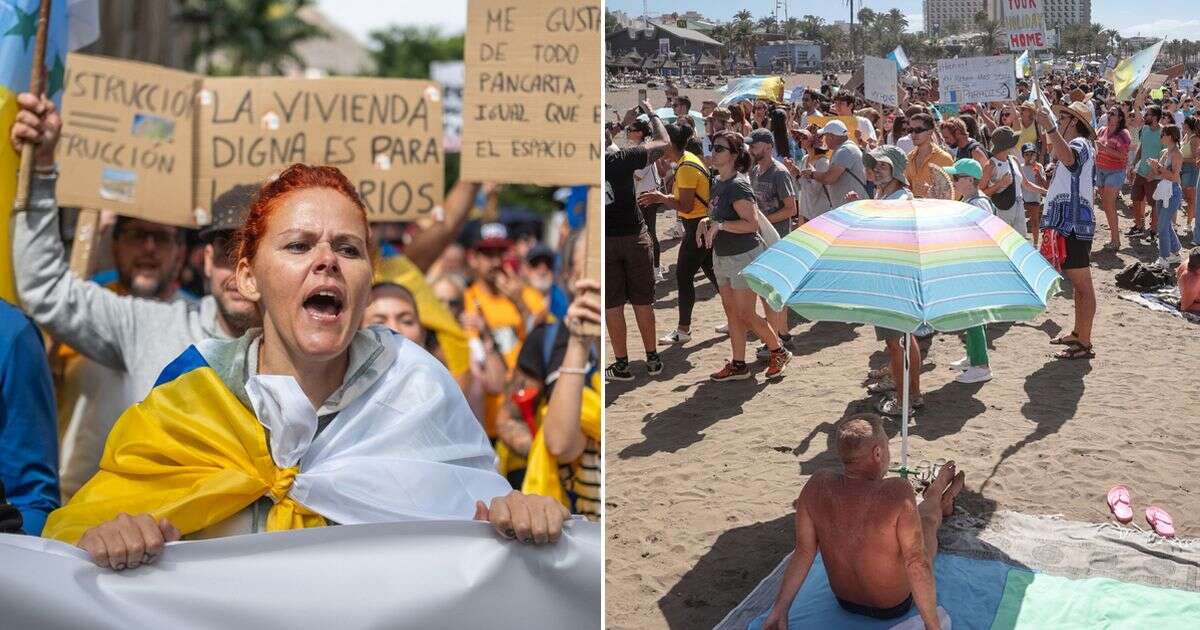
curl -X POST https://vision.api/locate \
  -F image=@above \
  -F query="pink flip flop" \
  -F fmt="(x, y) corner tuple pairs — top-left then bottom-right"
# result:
(1107, 485), (1133, 523)
(1146, 506), (1176, 539)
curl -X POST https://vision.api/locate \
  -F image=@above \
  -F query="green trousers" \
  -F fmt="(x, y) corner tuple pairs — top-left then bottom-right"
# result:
(965, 326), (988, 367)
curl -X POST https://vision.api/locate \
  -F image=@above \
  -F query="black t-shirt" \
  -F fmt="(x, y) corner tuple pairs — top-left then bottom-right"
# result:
(957, 140), (982, 161)
(605, 146), (649, 237)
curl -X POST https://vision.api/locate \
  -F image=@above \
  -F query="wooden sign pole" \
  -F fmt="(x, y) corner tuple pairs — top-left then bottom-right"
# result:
(14, 0), (53, 211)
(68, 209), (102, 280)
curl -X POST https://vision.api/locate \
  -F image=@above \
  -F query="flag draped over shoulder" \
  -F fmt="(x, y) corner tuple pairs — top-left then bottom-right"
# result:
(44, 331), (512, 545)
(42, 346), (327, 544)
(1114, 40), (1164, 101)
(718, 75), (785, 107)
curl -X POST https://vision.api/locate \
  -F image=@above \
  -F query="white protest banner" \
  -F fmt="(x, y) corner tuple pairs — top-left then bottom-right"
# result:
(463, 0), (602, 186)
(0, 520), (601, 629)
(1001, 0), (1047, 51)
(937, 55), (1017, 104)
(864, 55), (898, 108)
(431, 61), (464, 153)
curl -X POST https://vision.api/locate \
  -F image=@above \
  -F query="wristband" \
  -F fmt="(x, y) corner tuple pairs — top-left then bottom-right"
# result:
(558, 366), (589, 376)
(33, 163), (57, 176)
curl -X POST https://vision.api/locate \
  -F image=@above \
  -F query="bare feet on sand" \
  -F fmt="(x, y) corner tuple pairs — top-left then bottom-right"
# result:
(922, 461), (966, 518)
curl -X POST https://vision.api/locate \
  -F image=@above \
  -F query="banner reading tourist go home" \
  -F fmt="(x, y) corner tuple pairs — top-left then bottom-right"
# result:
(462, 0), (601, 186)
(52, 54), (445, 228)
(1001, 0), (1048, 51)
(0, 520), (602, 629)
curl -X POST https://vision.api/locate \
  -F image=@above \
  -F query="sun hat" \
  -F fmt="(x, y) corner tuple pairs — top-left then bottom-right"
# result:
(1054, 101), (1096, 138)
(817, 120), (849, 137)
(990, 126), (1019, 153)
(942, 158), (983, 181)
(864, 146), (909, 186)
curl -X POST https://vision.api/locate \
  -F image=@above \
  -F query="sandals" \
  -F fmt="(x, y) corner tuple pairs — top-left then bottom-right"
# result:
(1054, 342), (1095, 360)
(1146, 506), (1176, 539)
(1107, 485), (1133, 523)
(1050, 332), (1080, 345)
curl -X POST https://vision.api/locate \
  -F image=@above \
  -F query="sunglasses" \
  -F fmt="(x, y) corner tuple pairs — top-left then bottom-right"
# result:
(952, 175), (974, 182)
(908, 127), (931, 134)
(712, 145), (731, 154)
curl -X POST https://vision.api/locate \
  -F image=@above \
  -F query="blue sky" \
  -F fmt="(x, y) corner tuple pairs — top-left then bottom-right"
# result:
(605, 1), (1200, 41)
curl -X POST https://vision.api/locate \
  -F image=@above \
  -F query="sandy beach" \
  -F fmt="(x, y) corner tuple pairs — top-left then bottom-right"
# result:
(603, 80), (1200, 628)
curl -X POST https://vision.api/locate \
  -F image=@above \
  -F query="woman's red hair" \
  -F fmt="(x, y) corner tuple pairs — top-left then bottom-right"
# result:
(234, 163), (370, 264)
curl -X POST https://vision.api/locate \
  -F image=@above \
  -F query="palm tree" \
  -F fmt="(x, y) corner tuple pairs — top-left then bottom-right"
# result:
(783, 17), (801, 40)
(884, 9), (908, 42)
(757, 16), (778, 35)
(977, 19), (1002, 54)
(845, 0), (857, 58)
(734, 10), (752, 25)
(178, 0), (327, 75)
(799, 15), (825, 42)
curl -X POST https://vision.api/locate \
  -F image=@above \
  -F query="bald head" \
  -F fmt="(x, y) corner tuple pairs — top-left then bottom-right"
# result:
(836, 414), (888, 464)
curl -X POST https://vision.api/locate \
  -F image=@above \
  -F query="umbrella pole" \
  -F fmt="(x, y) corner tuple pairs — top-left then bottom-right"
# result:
(901, 333), (910, 472)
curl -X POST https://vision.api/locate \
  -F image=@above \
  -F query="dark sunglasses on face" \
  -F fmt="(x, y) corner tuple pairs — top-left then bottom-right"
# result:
(712, 145), (731, 154)
(908, 127), (931, 134)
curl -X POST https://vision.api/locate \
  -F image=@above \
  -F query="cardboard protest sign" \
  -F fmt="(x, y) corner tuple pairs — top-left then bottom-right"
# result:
(197, 77), (444, 222)
(937, 56), (1016, 104)
(462, 0), (601, 186)
(1001, 0), (1047, 51)
(1162, 64), (1187, 80)
(864, 56), (898, 108)
(55, 54), (201, 226)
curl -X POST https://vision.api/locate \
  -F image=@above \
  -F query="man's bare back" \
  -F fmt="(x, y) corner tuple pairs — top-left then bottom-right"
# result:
(764, 415), (965, 630)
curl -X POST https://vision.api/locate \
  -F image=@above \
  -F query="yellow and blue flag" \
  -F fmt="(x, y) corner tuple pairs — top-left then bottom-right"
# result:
(1015, 50), (1031, 78)
(718, 75), (785, 107)
(1114, 40), (1164, 101)
(43, 345), (326, 544)
(1, 0), (97, 304)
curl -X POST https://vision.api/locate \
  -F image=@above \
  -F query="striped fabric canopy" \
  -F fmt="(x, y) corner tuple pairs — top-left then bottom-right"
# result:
(742, 199), (1061, 334)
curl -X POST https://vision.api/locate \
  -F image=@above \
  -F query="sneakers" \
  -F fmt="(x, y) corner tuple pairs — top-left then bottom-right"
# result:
(605, 359), (633, 382)
(876, 394), (924, 418)
(1166, 252), (1182, 265)
(658, 329), (692, 346)
(645, 353), (664, 376)
(715, 323), (729, 334)
(1125, 225), (1146, 237)
(955, 366), (993, 384)
(654, 266), (666, 283)
(948, 356), (971, 372)
(711, 360), (751, 381)
(1153, 257), (1170, 268)
(764, 348), (792, 379)
(867, 378), (896, 394)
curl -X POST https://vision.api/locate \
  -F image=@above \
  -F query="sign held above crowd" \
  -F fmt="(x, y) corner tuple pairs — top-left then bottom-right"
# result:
(864, 56), (898, 108)
(937, 55), (1017, 105)
(462, 0), (601, 186)
(1001, 0), (1048, 51)
(52, 53), (445, 227)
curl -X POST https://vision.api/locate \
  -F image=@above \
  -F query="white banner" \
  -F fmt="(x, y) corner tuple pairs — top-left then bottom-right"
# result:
(430, 61), (464, 153)
(1001, 0), (1047, 50)
(864, 55), (898, 108)
(937, 55), (1017, 104)
(0, 520), (601, 629)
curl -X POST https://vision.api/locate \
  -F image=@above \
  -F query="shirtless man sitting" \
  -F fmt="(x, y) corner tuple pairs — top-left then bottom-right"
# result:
(763, 414), (965, 630)
(1178, 248), (1200, 314)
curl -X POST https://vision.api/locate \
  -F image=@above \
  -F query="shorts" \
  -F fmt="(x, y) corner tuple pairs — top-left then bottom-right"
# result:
(1181, 163), (1199, 191)
(713, 244), (764, 290)
(1132, 174), (1158, 203)
(1095, 167), (1126, 189)
(1062, 234), (1092, 270)
(605, 231), (655, 306)
(995, 205), (1028, 237)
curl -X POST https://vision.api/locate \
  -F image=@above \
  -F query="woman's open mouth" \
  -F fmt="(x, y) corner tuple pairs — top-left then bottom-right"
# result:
(303, 287), (345, 322)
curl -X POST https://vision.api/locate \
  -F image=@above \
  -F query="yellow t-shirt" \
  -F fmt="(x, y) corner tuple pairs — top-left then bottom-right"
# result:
(674, 151), (711, 220)
(1017, 124), (1039, 152)
(462, 282), (547, 436)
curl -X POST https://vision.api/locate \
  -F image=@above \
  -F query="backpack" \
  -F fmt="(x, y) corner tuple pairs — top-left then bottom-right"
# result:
(1115, 262), (1176, 292)
(991, 157), (1020, 210)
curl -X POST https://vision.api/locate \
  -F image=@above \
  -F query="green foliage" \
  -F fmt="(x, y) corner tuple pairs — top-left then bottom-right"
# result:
(368, 26), (463, 79)
(178, 0), (327, 76)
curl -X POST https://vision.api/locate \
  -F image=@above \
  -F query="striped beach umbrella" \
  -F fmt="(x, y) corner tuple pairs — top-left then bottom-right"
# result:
(741, 198), (1061, 469)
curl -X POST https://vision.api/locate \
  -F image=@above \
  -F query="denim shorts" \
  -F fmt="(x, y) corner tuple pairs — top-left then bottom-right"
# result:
(1095, 167), (1126, 189)
(1182, 163), (1199, 191)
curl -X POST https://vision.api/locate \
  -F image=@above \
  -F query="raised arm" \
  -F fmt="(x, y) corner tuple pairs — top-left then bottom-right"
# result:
(405, 181), (485, 273)
(10, 93), (139, 370)
(543, 279), (600, 463)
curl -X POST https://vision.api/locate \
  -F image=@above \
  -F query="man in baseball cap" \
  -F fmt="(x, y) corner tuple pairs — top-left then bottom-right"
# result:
(798, 119), (867, 208)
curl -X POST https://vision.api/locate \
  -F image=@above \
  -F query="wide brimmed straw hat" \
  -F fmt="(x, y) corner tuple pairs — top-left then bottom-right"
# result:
(1054, 101), (1096, 138)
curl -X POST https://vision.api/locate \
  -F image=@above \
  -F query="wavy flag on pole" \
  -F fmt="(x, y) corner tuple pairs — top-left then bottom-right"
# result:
(0, 0), (97, 305)
(717, 75), (785, 107)
(887, 45), (910, 71)
(1028, 79), (1057, 127)
(1114, 40), (1164, 101)
(1015, 50), (1030, 78)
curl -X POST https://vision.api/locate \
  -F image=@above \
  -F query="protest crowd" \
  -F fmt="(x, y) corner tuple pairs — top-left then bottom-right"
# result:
(0, 88), (601, 561)
(605, 40), (1200, 628)
(606, 59), (1200, 410)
